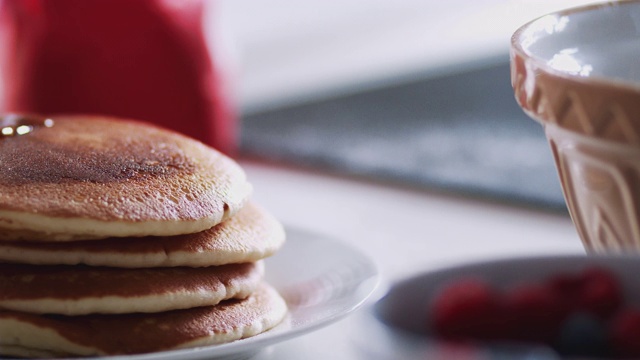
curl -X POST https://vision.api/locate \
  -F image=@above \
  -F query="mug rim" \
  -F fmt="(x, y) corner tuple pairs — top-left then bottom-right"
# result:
(510, 0), (640, 146)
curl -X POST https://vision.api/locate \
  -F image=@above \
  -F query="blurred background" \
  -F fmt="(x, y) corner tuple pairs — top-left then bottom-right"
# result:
(212, 0), (587, 211)
(216, 0), (597, 210)
(0, 0), (597, 210)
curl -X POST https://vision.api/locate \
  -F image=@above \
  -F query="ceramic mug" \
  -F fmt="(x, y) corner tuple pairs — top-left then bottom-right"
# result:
(511, 1), (640, 253)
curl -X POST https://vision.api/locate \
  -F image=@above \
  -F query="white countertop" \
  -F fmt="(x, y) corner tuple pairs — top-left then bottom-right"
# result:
(238, 159), (585, 359)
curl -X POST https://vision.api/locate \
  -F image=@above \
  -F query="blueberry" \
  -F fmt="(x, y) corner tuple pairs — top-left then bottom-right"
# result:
(555, 312), (609, 358)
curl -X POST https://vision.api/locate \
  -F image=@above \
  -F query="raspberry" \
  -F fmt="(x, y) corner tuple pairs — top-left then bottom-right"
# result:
(609, 308), (640, 358)
(548, 273), (583, 293)
(578, 266), (623, 319)
(430, 278), (506, 341)
(427, 266), (626, 357)
(546, 266), (622, 319)
(547, 271), (584, 315)
(504, 283), (565, 343)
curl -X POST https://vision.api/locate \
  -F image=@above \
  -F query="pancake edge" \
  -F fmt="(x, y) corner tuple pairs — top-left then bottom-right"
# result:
(0, 283), (288, 357)
(0, 203), (285, 267)
(0, 262), (265, 315)
(0, 183), (250, 241)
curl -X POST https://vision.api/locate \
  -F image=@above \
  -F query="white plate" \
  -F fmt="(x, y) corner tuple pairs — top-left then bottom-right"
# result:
(88, 227), (378, 360)
(353, 255), (640, 360)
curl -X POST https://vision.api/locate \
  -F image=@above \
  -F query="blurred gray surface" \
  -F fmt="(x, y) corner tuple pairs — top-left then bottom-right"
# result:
(240, 62), (566, 210)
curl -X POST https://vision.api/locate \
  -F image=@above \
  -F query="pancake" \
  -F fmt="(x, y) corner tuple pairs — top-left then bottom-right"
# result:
(0, 262), (264, 315)
(0, 203), (285, 268)
(0, 114), (252, 242)
(0, 283), (288, 357)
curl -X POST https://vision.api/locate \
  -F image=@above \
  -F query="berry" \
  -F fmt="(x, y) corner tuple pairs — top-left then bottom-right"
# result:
(609, 308), (640, 358)
(546, 266), (623, 319)
(547, 271), (584, 315)
(430, 278), (506, 341)
(555, 312), (609, 358)
(426, 266), (629, 359)
(504, 283), (565, 343)
(548, 272), (584, 296)
(578, 266), (623, 319)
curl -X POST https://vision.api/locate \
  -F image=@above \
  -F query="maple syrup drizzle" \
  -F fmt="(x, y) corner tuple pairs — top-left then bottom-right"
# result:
(0, 114), (54, 137)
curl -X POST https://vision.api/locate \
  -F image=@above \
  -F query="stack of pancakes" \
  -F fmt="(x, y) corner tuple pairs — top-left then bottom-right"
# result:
(0, 114), (287, 358)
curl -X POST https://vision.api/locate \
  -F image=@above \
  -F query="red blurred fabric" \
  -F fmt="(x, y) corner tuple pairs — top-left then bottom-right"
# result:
(0, 0), (236, 153)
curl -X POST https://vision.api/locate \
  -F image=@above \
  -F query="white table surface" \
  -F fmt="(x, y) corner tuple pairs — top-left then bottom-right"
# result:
(237, 159), (585, 359)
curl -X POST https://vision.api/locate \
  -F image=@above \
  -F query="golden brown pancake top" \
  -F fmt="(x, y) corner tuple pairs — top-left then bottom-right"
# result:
(0, 115), (194, 186)
(0, 114), (250, 223)
(0, 115), (251, 240)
